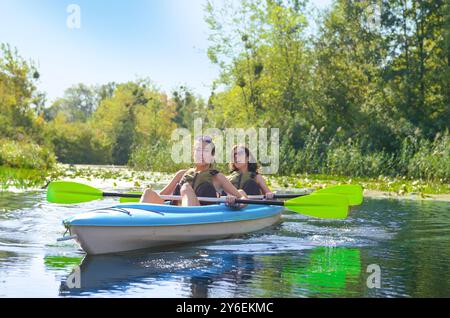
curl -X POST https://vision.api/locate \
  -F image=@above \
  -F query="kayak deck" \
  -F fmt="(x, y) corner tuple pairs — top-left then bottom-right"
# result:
(64, 203), (284, 227)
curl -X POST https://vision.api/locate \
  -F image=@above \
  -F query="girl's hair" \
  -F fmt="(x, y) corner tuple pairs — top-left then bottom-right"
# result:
(195, 135), (215, 156)
(194, 136), (215, 167)
(229, 145), (258, 173)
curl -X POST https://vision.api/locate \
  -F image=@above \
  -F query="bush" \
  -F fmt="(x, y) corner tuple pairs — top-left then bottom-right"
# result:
(296, 126), (324, 174)
(325, 139), (394, 178)
(277, 129), (449, 182)
(406, 132), (450, 181)
(129, 141), (186, 172)
(47, 113), (112, 164)
(0, 139), (56, 169)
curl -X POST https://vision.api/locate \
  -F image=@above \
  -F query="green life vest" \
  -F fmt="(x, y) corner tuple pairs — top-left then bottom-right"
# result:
(227, 171), (258, 190)
(178, 167), (219, 195)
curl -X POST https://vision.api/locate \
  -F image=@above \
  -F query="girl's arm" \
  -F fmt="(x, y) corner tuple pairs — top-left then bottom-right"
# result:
(159, 169), (187, 195)
(255, 174), (274, 198)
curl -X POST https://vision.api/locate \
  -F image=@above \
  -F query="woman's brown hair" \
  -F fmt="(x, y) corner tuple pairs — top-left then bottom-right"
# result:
(229, 145), (259, 173)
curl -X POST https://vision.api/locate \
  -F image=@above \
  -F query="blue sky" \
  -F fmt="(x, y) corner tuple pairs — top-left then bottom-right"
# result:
(0, 0), (331, 104)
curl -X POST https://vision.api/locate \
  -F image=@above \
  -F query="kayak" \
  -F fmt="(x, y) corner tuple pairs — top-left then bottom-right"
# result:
(60, 203), (284, 255)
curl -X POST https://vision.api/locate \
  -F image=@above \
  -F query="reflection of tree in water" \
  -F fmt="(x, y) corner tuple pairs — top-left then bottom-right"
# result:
(0, 250), (19, 265)
(365, 199), (450, 297)
(190, 276), (213, 298)
(248, 247), (363, 297)
(56, 249), (257, 297)
(188, 248), (363, 298)
(188, 253), (258, 298)
(0, 191), (49, 247)
(0, 192), (43, 217)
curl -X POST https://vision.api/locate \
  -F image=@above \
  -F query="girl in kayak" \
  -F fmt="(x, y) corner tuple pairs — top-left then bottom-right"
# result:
(140, 136), (247, 206)
(227, 145), (274, 198)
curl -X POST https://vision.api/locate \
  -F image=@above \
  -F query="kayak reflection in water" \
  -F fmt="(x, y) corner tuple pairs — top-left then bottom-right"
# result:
(140, 136), (247, 207)
(226, 145), (274, 198)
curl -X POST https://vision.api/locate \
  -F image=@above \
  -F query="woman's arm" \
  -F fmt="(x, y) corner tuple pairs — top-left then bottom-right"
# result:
(255, 174), (274, 198)
(159, 169), (187, 195)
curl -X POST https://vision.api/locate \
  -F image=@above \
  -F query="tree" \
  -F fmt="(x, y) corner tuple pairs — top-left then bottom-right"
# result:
(44, 83), (99, 122)
(91, 80), (176, 165)
(172, 86), (206, 129)
(0, 44), (43, 140)
(382, 0), (450, 137)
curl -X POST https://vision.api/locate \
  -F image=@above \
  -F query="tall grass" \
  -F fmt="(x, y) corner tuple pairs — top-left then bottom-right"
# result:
(406, 132), (450, 181)
(129, 141), (186, 173)
(2, 131), (447, 184)
(280, 129), (449, 182)
(127, 128), (449, 183)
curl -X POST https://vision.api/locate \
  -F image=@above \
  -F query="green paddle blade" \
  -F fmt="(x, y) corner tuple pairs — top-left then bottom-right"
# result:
(316, 185), (363, 206)
(285, 193), (349, 219)
(44, 255), (83, 269)
(119, 192), (142, 203)
(47, 181), (103, 204)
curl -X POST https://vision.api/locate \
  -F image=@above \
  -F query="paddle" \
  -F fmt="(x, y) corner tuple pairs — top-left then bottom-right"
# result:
(46, 181), (361, 205)
(118, 184), (363, 206)
(46, 181), (350, 219)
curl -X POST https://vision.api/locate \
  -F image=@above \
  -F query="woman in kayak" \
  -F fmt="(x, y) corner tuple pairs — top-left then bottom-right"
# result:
(227, 145), (274, 198)
(140, 136), (247, 206)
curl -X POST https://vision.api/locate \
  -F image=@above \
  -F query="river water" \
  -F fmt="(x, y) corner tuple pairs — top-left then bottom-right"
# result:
(0, 190), (449, 297)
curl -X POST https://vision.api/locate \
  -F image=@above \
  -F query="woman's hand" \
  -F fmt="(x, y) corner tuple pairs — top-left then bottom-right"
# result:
(225, 195), (247, 209)
(265, 192), (274, 199)
(238, 195), (248, 209)
(159, 169), (187, 195)
(225, 195), (237, 206)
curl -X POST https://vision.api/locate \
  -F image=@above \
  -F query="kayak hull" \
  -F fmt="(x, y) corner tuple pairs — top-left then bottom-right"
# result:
(69, 214), (281, 255)
(64, 203), (283, 255)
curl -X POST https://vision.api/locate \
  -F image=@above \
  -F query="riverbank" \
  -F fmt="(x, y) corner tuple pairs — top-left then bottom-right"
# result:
(363, 190), (450, 202)
(1, 164), (449, 202)
(266, 173), (449, 202)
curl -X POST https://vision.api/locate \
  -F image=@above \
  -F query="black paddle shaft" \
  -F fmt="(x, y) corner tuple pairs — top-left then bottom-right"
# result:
(102, 192), (286, 206)
(103, 192), (307, 200)
(274, 193), (310, 199)
(235, 199), (285, 206)
(103, 192), (141, 198)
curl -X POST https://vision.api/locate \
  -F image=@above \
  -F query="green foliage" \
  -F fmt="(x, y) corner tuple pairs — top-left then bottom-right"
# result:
(47, 113), (110, 164)
(172, 86), (206, 129)
(90, 80), (177, 165)
(129, 140), (185, 172)
(0, 166), (50, 189)
(43, 80), (178, 166)
(0, 139), (56, 169)
(204, 0), (450, 182)
(325, 140), (394, 178)
(275, 125), (449, 182)
(406, 131), (450, 181)
(0, 0), (449, 187)
(0, 44), (55, 170)
(44, 83), (101, 122)
(0, 43), (47, 142)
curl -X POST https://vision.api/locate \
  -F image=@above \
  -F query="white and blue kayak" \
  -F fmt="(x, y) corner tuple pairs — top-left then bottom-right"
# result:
(61, 203), (284, 255)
